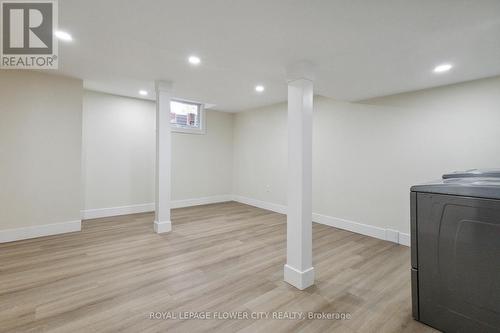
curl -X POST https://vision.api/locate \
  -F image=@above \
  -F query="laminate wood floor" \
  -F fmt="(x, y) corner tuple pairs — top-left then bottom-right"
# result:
(0, 202), (437, 333)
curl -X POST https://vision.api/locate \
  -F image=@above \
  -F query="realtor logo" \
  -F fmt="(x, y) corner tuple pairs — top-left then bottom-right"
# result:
(1, 0), (58, 69)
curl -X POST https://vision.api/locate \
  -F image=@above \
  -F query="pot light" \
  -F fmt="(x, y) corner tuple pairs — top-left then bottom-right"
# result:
(54, 30), (72, 41)
(139, 90), (148, 96)
(255, 85), (265, 93)
(188, 56), (201, 65)
(433, 64), (453, 73)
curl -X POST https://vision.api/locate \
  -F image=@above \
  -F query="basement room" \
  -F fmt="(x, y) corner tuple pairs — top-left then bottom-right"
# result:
(1, 1), (499, 332)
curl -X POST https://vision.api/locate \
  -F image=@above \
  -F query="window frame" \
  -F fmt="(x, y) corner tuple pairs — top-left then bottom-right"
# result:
(170, 99), (206, 135)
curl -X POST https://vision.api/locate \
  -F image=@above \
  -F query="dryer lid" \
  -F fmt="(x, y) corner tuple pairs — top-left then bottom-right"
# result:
(443, 169), (500, 179)
(412, 169), (500, 200)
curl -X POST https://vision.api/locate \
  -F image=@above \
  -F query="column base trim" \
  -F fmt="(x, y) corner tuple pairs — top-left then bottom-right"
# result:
(284, 264), (315, 290)
(154, 220), (172, 233)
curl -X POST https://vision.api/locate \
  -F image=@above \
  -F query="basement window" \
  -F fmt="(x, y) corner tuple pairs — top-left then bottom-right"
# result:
(170, 100), (205, 134)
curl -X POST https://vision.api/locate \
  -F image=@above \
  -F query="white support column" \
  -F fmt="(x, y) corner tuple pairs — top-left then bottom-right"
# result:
(284, 62), (315, 290)
(154, 81), (173, 233)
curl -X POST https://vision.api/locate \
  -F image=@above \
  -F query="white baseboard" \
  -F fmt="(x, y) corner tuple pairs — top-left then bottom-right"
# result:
(1, 196), (232, 244)
(312, 212), (386, 241)
(80, 194), (411, 247)
(232, 195), (287, 214)
(1, 195), (409, 246)
(81, 203), (155, 220)
(232, 195), (410, 247)
(385, 229), (400, 243)
(170, 195), (233, 209)
(0, 220), (81, 244)
(81, 195), (233, 220)
(398, 232), (410, 247)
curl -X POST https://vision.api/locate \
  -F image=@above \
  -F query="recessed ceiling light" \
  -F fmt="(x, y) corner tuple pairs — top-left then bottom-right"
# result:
(188, 56), (201, 65)
(433, 64), (453, 73)
(139, 90), (148, 96)
(255, 85), (265, 93)
(54, 30), (72, 41)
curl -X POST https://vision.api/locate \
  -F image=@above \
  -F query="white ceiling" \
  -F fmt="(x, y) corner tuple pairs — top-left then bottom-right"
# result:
(56, 0), (500, 111)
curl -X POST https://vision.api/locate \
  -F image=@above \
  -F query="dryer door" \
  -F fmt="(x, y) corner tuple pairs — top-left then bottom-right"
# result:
(417, 193), (500, 333)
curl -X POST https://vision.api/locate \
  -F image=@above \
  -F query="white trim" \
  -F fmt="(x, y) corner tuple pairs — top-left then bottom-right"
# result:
(399, 232), (410, 247)
(284, 264), (315, 290)
(170, 195), (233, 209)
(312, 212), (387, 241)
(232, 195), (287, 214)
(0, 220), (81, 244)
(154, 220), (172, 233)
(78, 195), (410, 246)
(81, 203), (155, 220)
(81, 195), (233, 220)
(385, 229), (400, 243)
(232, 195), (410, 247)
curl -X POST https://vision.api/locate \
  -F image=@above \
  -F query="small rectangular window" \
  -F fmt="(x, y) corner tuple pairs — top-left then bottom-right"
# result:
(170, 100), (205, 134)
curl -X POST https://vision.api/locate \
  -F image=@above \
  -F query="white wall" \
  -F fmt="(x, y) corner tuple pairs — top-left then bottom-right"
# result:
(171, 110), (233, 201)
(233, 76), (500, 237)
(82, 91), (155, 212)
(0, 71), (83, 240)
(82, 91), (233, 216)
(232, 103), (287, 206)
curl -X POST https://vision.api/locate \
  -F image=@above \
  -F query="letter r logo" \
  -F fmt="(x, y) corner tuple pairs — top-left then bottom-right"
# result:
(2, 1), (53, 54)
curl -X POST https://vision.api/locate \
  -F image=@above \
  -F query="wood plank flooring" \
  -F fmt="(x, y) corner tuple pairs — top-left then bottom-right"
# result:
(0, 202), (437, 332)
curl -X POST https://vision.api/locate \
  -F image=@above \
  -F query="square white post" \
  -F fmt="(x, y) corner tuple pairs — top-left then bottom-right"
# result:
(154, 81), (173, 233)
(284, 62), (315, 290)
